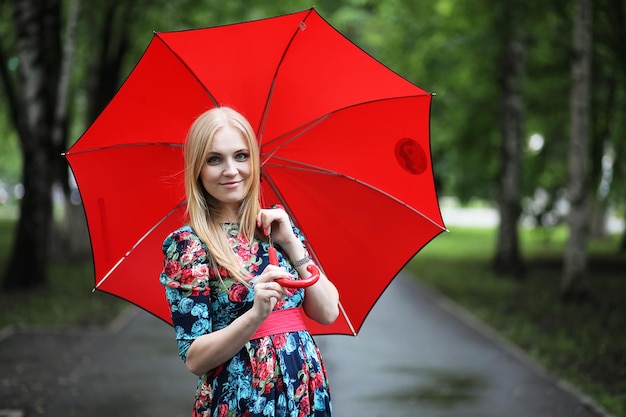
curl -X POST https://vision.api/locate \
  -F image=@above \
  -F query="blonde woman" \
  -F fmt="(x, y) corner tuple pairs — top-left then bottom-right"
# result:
(160, 106), (339, 416)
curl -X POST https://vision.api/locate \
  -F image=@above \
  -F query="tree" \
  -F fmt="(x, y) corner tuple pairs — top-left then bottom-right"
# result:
(593, 0), (626, 252)
(1, 0), (64, 289)
(562, 0), (592, 298)
(493, 1), (526, 277)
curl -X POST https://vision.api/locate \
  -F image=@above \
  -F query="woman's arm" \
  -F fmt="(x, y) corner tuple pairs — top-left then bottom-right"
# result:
(184, 264), (292, 376)
(184, 307), (263, 375)
(279, 239), (339, 325)
(161, 229), (291, 376)
(257, 208), (340, 325)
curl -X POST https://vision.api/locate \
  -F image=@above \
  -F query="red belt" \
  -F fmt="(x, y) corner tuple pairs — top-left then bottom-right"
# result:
(251, 308), (308, 340)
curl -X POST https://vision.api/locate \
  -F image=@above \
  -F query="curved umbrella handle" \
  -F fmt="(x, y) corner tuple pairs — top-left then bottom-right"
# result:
(268, 246), (320, 288)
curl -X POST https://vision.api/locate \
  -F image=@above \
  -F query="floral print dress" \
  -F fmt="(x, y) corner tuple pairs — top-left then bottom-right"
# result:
(160, 223), (332, 417)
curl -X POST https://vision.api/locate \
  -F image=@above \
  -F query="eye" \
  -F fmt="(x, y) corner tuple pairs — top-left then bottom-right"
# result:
(235, 152), (249, 161)
(206, 155), (221, 164)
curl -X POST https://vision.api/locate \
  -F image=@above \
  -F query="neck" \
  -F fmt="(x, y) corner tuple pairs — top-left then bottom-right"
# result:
(216, 205), (240, 223)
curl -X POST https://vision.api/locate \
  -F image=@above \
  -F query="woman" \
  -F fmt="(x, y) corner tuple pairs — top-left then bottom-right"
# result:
(160, 106), (340, 416)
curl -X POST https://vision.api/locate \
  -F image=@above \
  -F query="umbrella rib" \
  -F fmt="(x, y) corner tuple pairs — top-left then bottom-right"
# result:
(263, 158), (447, 231)
(154, 33), (219, 107)
(256, 8), (316, 143)
(95, 199), (187, 289)
(261, 169), (357, 336)
(338, 301), (357, 336)
(260, 115), (328, 167)
(64, 142), (182, 155)
(259, 93), (432, 163)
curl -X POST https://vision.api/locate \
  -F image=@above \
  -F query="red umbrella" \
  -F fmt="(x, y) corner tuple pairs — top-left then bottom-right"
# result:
(64, 8), (446, 336)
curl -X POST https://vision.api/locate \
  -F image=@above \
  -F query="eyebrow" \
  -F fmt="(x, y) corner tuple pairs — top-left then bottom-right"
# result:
(206, 148), (249, 155)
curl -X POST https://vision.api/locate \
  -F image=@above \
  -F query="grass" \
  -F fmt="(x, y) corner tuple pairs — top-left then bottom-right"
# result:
(407, 226), (626, 417)
(0, 220), (128, 330)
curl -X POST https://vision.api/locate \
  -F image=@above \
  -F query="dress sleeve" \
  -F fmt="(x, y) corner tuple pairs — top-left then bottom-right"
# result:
(159, 229), (212, 362)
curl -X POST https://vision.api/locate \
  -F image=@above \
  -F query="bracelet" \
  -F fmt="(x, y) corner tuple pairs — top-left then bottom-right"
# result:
(291, 253), (311, 267)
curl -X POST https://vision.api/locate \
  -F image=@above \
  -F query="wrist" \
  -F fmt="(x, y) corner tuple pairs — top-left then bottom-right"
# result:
(243, 305), (267, 327)
(281, 239), (307, 261)
(291, 252), (311, 267)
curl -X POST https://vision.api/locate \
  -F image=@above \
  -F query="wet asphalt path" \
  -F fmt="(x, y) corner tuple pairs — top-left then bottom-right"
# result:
(316, 273), (604, 417)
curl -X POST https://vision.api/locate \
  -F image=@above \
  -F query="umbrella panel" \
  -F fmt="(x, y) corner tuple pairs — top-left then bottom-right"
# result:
(68, 145), (186, 286)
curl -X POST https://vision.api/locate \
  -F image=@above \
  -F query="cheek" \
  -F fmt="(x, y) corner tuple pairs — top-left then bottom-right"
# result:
(241, 163), (252, 178)
(199, 165), (217, 189)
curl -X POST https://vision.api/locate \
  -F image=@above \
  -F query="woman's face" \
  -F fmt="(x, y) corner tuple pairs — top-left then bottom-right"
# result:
(199, 125), (251, 216)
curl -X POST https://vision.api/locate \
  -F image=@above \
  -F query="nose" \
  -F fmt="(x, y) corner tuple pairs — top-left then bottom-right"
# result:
(223, 158), (238, 176)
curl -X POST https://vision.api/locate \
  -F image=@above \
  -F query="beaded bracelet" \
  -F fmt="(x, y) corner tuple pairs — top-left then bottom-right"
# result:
(291, 253), (311, 267)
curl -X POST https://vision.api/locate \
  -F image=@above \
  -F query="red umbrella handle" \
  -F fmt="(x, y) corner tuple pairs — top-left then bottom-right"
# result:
(268, 246), (320, 288)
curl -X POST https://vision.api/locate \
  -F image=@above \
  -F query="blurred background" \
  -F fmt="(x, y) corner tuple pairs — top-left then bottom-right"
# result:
(0, 0), (624, 416)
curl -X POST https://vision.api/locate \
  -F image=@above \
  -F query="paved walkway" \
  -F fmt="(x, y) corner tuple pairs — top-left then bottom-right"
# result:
(0, 272), (612, 417)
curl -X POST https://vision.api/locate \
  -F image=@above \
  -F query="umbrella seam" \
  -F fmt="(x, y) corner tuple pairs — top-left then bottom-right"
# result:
(257, 8), (316, 144)
(259, 94), (431, 162)
(154, 33), (219, 107)
(95, 199), (187, 288)
(65, 142), (183, 155)
(262, 159), (446, 231)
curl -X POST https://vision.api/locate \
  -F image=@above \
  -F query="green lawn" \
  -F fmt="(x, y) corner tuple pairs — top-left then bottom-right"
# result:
(407, 226), (626, 417)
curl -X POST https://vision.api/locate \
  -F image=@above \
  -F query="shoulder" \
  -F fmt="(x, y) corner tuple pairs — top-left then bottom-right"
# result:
(163, 225), (199, 246)
(162, 225), (206, 257)
(161, 226), (210, 283)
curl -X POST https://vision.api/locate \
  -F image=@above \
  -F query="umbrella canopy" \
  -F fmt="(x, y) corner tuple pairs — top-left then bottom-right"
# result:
(65, 8), (446, 336)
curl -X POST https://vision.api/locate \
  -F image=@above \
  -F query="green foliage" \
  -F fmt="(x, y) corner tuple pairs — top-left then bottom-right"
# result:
(409, 227), (626, 417)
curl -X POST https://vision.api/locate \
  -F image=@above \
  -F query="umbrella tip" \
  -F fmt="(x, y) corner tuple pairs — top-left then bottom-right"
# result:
(431, 92), (437, 96)
(91, 287), (96, 293)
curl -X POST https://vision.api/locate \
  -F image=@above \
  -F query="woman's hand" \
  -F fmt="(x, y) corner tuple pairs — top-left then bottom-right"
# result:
(250, 264), (291, 320)
(185, 264), (292, 376)
(256, 208), (299, 248)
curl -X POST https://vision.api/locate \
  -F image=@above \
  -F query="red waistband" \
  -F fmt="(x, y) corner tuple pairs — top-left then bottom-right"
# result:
(251, 308), (308, 340)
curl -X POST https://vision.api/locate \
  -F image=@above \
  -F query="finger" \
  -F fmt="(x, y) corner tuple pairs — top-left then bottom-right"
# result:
(256, 212), (272, 236)
(257, 280), (290, 298)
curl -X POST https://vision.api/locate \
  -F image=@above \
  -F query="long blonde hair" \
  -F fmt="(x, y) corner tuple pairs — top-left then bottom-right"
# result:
(184, 106), (261, 283)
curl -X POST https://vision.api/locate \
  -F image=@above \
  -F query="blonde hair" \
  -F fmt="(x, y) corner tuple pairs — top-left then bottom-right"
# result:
(184, 106), (261, 283)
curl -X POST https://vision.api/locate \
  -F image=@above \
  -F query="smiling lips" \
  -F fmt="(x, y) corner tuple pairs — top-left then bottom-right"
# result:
(221, 180), (241, 188)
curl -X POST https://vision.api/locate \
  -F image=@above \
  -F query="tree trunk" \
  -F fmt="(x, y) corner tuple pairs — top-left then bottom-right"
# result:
(2, 0), (61, 289)
(56, 0), (135, 261)
(50, 0), (90, 262)
(588, 198), (607, 238)
(494, 3), (526, 278)
(562, 0), (592, 299)
(86, 0), (134, 124)
(617, 189), (626, 253)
